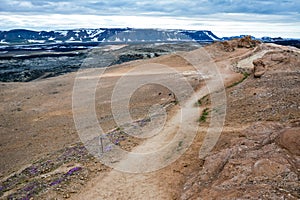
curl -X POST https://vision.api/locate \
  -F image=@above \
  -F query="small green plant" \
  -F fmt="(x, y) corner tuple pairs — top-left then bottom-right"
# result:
(196, 94), (209, 107)
(199, 108), (209, 122)
(176, 141), (183, 151)
(227, 72), (249, 88)
(174, 100), (179, 105)
(196, 99), (202, 106)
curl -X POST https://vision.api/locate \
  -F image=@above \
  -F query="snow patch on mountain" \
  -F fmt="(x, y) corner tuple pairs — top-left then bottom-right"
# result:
(28, 40), (46, 43)
(204, 31), (219, 40)
(56, 31), (68, 37)
(0, 28), (225, 45)
(89, 29), (105, 38)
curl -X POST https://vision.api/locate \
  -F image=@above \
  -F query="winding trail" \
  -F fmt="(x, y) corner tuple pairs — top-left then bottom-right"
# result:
(72, 45), (271, 200)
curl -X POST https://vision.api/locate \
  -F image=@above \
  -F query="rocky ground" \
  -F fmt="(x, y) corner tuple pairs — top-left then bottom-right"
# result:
(0, 38), (299, 199)
(181, 40), (300, 199)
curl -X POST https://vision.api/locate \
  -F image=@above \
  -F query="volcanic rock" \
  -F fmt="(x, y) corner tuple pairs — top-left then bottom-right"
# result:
(253, 58), (266, 78)
(181, 122), (300, 200)
(221, 41), (235, 52)
(277, 127), (300, 156)
(238, 36), (260, 48)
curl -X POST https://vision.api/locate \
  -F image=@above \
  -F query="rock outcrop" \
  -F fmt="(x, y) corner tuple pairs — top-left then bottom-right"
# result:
(220, 41), (235, 52)
(253, 58), (266, 78)
(219, 36), (261, 52)
(277, 127), (300, 156)
(238, 36), (261, 48)
(181, 123), (300, 200)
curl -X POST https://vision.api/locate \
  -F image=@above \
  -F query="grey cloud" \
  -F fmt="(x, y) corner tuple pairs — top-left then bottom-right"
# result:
(0, 0), (299, 23)
(0, 0), (299, 16)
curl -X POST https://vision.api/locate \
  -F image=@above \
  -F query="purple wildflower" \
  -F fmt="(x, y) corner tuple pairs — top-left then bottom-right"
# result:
(0, 185), (4, 191)
(50, 178), (63, 186)
(66, 167), (82, 176)
(28, 166), (38, 175)
(23, 184), (35, 192)
(21, 196), (31, 200)
(114, 139), (120, 145)
(104, 145), (113, 152)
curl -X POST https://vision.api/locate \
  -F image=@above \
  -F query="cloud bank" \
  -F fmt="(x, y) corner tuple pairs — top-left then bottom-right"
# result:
(0, 0), (299, 38)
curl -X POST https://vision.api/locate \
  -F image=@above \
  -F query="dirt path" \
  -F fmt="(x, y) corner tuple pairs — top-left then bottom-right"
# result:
(72, 46), (267, 199)
(72, 46), (273, 200)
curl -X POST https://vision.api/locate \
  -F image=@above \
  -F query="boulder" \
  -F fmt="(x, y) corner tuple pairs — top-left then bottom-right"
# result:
(253, 59), (266, 78)
(277, 127), (300, 156)
(271, 52), (290, 63)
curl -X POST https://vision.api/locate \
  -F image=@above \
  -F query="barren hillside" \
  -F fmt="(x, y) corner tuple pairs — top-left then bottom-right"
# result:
(0, 38), (299, 199)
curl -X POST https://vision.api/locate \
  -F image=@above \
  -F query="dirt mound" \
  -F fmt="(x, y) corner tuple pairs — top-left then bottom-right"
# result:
(181, 123), (300, 200)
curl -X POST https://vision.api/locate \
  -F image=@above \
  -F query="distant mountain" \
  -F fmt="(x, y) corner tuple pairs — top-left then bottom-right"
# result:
(0, 28), (220, 45)
(221, 35), (257, 41)
(1, 28), (298, 48)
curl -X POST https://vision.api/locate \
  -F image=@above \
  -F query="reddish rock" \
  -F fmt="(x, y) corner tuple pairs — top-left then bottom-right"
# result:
(253, 59), (266, 78)
(221, 41), (235, 52)
(181, 123), (300, 200)
(252, 158), (290, 177)
(238, 36), (260, 48)
(277, 127), (300, 156)
(271, 53), (289, 63)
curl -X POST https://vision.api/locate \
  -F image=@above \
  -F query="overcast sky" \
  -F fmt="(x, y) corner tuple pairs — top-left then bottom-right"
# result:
(0, 0), (299, 38)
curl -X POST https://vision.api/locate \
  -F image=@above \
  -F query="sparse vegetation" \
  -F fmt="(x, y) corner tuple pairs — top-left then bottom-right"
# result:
(196, 94), (209, 107)
(199, 108), (210, 122)
(227, 72), (249, 88)
(196, 99), (202, 106)
(177, 141), (183, 151)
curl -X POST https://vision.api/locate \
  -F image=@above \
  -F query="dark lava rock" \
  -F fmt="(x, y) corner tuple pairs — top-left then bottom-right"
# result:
(0, 43), (200, 82)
